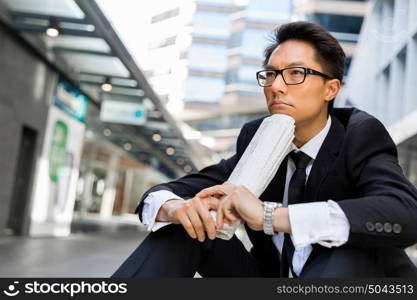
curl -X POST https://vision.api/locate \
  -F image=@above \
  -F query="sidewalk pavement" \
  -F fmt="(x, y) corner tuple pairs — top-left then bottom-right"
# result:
(0, 230), (147, 277)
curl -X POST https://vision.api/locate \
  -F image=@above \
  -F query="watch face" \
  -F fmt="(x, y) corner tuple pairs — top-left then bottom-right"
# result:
(265, 201), (279, 208)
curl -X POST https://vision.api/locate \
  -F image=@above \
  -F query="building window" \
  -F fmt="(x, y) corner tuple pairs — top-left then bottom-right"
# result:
(152, 8), (180, 23)
(149, 36), (176, 49)
(193, 11), (231, 39)
(308, 13), (363, 34)
(344, 57), (352, 76)
(246, 0), (292, 22)
(241, 29), (271, 59)
(229, 31), (243, 48)
(185, 77), (225, 102)
(226, 69), (238, 85)
(238, 65), (260, 84)
(188, 43), (228, 72)
(227, 66), (261, 85)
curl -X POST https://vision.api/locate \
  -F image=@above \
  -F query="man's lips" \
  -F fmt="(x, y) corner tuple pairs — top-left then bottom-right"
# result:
(271, 100), (291, 106)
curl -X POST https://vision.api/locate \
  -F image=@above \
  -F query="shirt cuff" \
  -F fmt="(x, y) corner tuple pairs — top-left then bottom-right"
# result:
(319, 200), (350, 248)
(288, 200), (350, 250)
(142, 190), (184, 232)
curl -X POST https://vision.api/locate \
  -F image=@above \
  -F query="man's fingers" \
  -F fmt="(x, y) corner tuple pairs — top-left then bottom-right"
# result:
(194, 200), (216, 240)
(196, 185), (227, 198)
(224, 208), (238, 222)
(186, 208), (206, 242)
(221, 199), (238, 224)
(216, 205), (224, 229)
(217, 199), (235, 228)
(203, 196), (220, 211)
(177, 212), (197, 239)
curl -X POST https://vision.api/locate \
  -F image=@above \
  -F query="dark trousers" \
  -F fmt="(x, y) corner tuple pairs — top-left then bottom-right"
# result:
(112, 225), (261, 277)
(112, 225), (413, 278)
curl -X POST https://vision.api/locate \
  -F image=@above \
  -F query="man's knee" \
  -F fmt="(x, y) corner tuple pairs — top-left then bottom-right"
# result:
(146, 224), (211, 249)
(112, 225), (205, 278)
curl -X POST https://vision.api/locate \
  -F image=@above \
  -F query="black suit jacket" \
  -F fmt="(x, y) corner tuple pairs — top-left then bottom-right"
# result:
(136, 107), (417, 277)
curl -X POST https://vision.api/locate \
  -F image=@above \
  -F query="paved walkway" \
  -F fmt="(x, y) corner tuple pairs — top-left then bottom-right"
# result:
(0, 231), (146, 277)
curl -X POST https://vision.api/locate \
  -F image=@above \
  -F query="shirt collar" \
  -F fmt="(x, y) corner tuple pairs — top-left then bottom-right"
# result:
(291, 115), (332, 160)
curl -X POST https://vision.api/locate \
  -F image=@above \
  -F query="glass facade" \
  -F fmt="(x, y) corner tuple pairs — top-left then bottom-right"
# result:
(188, 43), (228, 72)
(245, 0), (292, 22)
(193, 11), (231, 39)
(185, 76), (225, 102)
(184, 3), (233, 103)
(238, 65), (260, 84)
(343, 0), (417, 192)
(308, 13), (363, 34)
(240, 28), (271, 59)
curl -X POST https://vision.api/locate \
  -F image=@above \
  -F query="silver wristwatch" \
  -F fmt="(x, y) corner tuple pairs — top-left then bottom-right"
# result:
(263, 201), (282, 235)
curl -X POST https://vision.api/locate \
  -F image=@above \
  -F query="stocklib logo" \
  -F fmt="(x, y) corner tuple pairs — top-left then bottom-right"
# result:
(3, 281), (20, 297)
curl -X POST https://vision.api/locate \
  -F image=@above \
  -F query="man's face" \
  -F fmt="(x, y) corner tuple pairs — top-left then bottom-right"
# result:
(263, 39), (336, 127)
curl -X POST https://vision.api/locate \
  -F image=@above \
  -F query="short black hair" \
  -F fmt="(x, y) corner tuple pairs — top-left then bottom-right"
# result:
(263, 21), (346, 114)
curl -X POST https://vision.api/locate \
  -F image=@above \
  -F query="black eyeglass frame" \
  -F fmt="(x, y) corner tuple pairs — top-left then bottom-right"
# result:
(256, 67), (333, 87)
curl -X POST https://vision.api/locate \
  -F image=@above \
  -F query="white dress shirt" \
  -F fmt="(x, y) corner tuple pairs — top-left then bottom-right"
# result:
(141, 116), (350, 276)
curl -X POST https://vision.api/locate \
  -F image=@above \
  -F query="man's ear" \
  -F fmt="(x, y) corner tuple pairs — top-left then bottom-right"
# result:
(324, 79), (341, 102)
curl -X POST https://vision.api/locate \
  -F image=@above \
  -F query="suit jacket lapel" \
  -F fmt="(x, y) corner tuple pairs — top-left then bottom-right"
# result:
(303, 116), (345, 203)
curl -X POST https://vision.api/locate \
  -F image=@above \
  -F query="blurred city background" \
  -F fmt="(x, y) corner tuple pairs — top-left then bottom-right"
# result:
(0, 0), (416, 277)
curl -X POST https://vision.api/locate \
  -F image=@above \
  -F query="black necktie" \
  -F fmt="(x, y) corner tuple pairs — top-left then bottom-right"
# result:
(281, 151), (312, 277)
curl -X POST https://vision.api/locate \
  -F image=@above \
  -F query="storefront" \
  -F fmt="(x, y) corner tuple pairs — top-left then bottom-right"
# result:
(29, 77), (88, 236)
(73, 136), (168, 223)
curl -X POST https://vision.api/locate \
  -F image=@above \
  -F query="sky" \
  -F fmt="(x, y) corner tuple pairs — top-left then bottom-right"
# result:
(97, 0), (157, 70)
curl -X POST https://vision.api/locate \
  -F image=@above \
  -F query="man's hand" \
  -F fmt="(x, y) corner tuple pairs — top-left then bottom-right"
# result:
(196, 183), (264, 231)
(157, 196), (220, 242)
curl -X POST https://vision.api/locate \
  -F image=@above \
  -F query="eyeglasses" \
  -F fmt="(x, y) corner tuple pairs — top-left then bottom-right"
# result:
(256, 67), (333, 87)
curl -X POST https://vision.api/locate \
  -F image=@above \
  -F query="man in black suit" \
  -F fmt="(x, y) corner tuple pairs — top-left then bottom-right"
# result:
(113, 22), (417, 277)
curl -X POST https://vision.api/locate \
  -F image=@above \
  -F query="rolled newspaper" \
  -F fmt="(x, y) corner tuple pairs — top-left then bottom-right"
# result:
(212, 113), (295, 240)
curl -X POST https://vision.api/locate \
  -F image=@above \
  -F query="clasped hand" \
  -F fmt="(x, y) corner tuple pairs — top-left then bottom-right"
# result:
(161, 183), (264, 242)
(197, 183), (264, 232)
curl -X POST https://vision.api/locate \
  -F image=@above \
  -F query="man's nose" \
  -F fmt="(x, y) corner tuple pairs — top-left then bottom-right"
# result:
(270, 73), (287, 93)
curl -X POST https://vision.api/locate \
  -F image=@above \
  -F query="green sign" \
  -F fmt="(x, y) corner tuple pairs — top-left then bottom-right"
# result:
(49, 120), (68, 183)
